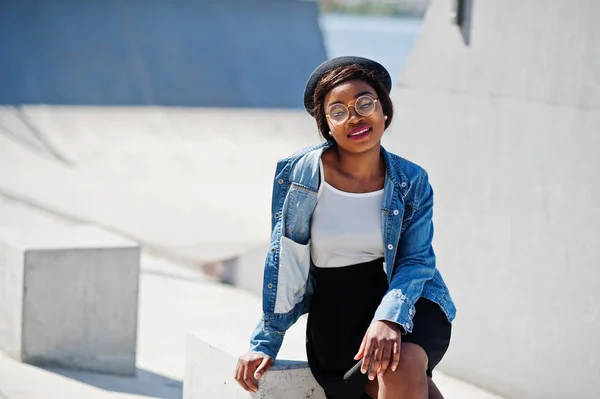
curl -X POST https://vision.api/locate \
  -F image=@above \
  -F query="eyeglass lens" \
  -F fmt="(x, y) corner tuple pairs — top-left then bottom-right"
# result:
(328, 95), (376, 122)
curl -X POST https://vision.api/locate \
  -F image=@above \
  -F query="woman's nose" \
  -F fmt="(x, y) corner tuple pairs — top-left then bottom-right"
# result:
(347, 105), (361, 121)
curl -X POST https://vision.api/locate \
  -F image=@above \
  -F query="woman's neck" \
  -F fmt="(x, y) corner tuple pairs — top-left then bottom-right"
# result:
(331, 144), (384, 181)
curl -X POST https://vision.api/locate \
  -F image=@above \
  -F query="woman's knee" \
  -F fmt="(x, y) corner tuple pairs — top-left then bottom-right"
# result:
(398, 342), (428, 371)
(381, 343), (428, 384)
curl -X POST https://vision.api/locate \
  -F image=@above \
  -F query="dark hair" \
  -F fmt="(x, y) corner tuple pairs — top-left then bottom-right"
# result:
(312, 64), (394, 142)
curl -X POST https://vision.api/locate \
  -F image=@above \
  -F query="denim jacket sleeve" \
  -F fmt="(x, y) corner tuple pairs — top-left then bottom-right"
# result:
(372, 170), (436, 333)
(247, 159), (290, 359)
(248, 317), (285, 359)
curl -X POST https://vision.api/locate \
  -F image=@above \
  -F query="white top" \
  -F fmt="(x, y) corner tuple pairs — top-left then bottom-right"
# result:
(310, 160), (385, 268)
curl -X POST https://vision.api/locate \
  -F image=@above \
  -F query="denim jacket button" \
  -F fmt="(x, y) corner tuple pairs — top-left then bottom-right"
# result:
(278, 178), (284, 184)
(274, 212), (280, 218)
(393, 209), (399, 216)
(267, 283), (273, 289)
(271, 248), (276, 253)
(401, 182), (407, 188)
(387, 244), (393, 250)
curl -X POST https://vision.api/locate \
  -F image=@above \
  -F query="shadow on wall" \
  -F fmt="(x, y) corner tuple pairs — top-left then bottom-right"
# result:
(0, 0), (326, 108)
(43, 367), (183, 399)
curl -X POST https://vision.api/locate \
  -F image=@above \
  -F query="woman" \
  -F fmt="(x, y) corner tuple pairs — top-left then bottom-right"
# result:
(234, 56), (456, 399)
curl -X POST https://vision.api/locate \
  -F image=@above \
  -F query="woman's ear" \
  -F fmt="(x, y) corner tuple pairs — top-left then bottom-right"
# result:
(326, 120), (336, 140)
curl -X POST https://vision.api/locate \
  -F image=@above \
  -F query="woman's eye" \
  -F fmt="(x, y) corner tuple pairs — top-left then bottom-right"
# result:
(330, 107), (346, 117)
(357, 99), (373, 109)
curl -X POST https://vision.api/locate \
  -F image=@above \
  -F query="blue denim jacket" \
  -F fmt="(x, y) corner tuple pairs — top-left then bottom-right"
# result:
(249, 142), (456, 359)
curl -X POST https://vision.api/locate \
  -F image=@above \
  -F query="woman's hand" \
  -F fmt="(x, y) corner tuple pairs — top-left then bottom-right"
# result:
(234, 352), (274, 392)
(354, 320), (402, 380)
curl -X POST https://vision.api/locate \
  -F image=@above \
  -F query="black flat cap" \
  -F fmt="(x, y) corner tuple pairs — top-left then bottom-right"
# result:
(303, 56), (392, 116)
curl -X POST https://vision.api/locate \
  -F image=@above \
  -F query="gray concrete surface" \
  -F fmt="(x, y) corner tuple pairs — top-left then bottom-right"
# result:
(0, 196), (505, 399)
(0, 351), (166, 399)
(0, 106), (318, 265)
(0, 224), (140, 375)
(389, 1), (600, 398)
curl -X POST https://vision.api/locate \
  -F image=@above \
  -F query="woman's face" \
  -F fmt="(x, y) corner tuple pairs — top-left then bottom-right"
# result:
(323, 79), (386, 154)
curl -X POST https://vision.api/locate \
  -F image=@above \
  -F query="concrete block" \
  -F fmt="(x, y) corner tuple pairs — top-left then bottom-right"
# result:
(0, 224), (140, 375)
(184, 331), (325, 399)
(221, 243), (269, 296)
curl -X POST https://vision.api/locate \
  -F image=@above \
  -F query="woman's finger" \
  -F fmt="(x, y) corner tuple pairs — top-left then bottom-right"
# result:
(237, 362), (253, 392)
(236, 361), (245, 383)
(354, 335), (367, 360)
(378, 342), (392, 375)
(244, 361), (259, 393)
(361, 338), (375, 374)
(391, 341), (401, 371)
(254, 356), (273, 379)
(369, 342), (385, 380)
(369, 347), (382, 380)
(235, 360), (249, 391)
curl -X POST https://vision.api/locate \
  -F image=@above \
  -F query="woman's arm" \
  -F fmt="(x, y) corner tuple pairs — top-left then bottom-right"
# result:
(248, 317), (285, 359)
(355, 170), (437, 379)
(373, 169), (436, 333)
(235, 159), (291, 391)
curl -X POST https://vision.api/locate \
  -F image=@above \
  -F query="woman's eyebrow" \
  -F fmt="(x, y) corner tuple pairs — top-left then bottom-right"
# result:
(327, 91), (374, 107)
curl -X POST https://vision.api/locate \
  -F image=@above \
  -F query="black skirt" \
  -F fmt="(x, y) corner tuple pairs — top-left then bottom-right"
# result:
(306, 258), (451, 399)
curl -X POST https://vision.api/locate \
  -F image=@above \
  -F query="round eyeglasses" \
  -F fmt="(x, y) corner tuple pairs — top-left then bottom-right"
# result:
(325, 95), (379, 124)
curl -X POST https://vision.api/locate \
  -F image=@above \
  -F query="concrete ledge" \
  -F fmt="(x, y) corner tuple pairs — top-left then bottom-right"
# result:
(0, 224), (140, 375)
(184, 330), (325, 399)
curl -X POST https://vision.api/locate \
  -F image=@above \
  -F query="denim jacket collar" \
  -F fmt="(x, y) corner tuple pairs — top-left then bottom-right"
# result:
(290, 141), (412, 199)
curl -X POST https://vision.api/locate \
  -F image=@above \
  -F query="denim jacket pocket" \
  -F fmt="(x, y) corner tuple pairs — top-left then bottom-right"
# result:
(274, 236), (311, 314)
(282, 185), (314, 244)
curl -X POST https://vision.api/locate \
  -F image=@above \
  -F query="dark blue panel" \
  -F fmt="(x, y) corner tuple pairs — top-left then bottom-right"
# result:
(0, 0), (327, 107)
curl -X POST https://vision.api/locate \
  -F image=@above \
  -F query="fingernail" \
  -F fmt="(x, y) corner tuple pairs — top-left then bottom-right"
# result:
(369, 375), (375, 381)
(392, 366), (396, 371)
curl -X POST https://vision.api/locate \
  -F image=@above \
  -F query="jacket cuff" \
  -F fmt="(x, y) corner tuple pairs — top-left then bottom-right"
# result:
(248, 318), (284, 359)
(372, 289), (415, 334)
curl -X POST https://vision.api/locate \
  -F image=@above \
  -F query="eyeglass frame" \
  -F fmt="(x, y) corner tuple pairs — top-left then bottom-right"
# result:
(325, 95), (380, 124)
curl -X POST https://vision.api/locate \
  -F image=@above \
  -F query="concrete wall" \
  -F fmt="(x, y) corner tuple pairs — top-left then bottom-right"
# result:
(0, 0), (326, 107)
(387, 1), (600, 398)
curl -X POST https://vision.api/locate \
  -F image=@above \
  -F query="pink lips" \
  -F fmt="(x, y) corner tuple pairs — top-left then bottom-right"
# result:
(347, 125), (371, 140)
